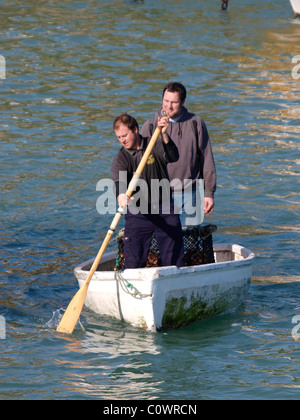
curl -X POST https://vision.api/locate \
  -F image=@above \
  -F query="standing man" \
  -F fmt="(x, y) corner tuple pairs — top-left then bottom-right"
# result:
(111, 114), (185, 269)
(141, 82), (216, 226)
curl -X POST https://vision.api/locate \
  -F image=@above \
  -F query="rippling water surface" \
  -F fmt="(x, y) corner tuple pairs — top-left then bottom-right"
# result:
(0, 0), (300, 400)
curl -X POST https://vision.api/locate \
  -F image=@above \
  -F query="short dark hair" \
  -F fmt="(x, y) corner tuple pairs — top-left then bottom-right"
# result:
(113, 114), (139, 132)
(162, 82), (186, 103)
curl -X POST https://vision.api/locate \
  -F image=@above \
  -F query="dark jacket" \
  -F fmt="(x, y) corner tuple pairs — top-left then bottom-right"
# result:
(111, 135), (179, 208)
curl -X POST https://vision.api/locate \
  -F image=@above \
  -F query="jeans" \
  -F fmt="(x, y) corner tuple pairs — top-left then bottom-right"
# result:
(173, 179), (204, 227)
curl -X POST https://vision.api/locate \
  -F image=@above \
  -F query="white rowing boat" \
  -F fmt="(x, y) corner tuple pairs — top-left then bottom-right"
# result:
(290, 0), (300, 16)
(74, 243), (255, 332)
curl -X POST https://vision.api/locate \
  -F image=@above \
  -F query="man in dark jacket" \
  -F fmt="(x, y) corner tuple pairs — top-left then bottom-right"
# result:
(141, 82), (216, 226)
(111, 114), (185, 269)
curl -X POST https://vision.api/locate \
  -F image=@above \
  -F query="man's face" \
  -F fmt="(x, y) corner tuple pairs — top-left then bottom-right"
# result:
(162, 90), (184, 119)
(114, 124), (139, 150)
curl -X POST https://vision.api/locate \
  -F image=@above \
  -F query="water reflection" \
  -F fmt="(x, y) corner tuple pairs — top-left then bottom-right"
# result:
(1, 0), (300, 400)
(53, 316), (163, 399)
(51, 280), (300, 400)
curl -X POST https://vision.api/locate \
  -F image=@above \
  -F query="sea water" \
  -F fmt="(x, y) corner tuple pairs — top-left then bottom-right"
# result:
(0, 0), (300, 400)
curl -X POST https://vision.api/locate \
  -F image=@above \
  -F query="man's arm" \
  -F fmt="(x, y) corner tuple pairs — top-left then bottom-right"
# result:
(155, 116), (179, 163)
(198, 120), (216, 195)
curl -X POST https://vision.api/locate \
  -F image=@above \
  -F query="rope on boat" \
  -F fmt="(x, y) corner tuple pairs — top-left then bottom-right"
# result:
(116, 271), (152, 299)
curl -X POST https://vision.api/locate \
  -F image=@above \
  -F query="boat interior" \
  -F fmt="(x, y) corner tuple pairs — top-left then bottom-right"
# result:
(79, 225), (253, 272)
(80, 244), (249, 273)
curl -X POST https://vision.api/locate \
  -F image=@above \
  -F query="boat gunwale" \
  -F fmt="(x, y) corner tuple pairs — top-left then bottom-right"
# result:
(74, 243), (255, 281)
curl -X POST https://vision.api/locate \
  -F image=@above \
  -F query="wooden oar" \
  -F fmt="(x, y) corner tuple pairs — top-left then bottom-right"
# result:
(57, 125), (163, 334)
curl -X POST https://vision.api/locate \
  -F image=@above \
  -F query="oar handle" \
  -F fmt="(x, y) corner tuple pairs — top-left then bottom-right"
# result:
(135, 126), (162, 176)
(126, 125), (162, 197)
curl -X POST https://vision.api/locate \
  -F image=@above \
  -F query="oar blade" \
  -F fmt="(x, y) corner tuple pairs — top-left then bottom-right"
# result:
(56, 283), (88, 334)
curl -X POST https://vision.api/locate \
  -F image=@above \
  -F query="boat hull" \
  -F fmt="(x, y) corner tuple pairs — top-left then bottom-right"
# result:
(75, 243), (254, 331)
(290, 0), (300, 15)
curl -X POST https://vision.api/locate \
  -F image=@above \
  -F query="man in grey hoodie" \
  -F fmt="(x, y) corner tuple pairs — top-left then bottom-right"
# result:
(141, 82), (216, 226)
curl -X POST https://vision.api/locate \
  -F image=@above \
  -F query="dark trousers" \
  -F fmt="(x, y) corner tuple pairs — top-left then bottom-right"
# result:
(123, 210), (185, 269)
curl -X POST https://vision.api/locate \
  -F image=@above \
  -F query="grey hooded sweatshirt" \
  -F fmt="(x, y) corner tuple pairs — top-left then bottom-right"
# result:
(140, 106), (216, 199)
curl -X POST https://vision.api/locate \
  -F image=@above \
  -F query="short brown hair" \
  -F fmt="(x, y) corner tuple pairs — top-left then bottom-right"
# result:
(162, 82), (186, 103)
(113, 114), (139, 132)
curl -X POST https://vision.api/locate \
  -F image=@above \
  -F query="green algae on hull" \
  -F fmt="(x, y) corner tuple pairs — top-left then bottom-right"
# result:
(160, 279), (251, 330)
(161, 294), (228, 330)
